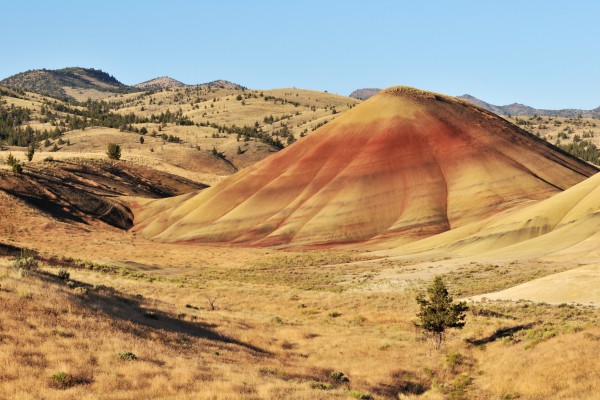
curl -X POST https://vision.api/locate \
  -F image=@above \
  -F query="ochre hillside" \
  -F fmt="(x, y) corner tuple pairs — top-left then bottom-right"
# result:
(132, 86), (597, 247)
(388, 169), (600, 259)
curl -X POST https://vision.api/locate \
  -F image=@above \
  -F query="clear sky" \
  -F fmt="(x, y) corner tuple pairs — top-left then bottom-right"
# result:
(2, 0), (599, 109)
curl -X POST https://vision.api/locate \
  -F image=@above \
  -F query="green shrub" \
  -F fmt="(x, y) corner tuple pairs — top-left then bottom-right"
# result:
(144, 311), (159, 320)
(11, 161), (23, 174)
(331, 371), (350, 383)
(5, 153), (17, 167)
(10, 257), (38, 271)
(57, 268), (70, 281)
(309, 381), (332, 390)
(106, 143), (121, 160)
(446, 351), (464, 372)
(117, 351), (137, 361)
(26, 143), (35, 162)
(50, 371), (74, 389)
(349, 390), (374, 400)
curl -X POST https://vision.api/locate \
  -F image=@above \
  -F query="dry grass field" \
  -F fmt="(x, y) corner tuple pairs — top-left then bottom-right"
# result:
(1, 236), (598, 399)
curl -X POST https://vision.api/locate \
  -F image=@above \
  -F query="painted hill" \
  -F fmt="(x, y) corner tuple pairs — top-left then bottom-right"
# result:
(134, 76), (186, 90)
(132, 86), (597, 248)
(388, 168), (600, 258)
(0, 67), (136, 101)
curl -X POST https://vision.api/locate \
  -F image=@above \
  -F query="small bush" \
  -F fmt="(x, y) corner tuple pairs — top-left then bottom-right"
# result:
(106, 143), (121, 160)
(309, 381), (332, 390)
(26, 144), (35, 161)
(50, 371), (74, 389)
(349, 390), (374, 400)
(57, 268), (70, 281)
(144, 311), (159, 320)
(446, 351), (464, 372)
(10, 257), (38, 271)
(118, 351), (137, 361)
(5, 153), (17, 167)
(328, 311), (342, 318)
(331, 371), (350, 383)
(11, 162), (23, 174)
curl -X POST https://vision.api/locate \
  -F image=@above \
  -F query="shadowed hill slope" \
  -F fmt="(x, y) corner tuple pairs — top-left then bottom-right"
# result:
(132, 86), (597, 248)
(0, 159), (207, 229)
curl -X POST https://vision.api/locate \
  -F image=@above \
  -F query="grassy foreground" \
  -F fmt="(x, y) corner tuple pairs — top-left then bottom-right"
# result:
(0, 250), (598, 400)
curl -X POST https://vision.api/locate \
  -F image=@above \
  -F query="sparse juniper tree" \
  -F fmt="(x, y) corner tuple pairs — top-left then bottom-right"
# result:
(106, 143), (121, 160)
(26, 142), (35, 162)
(416, 276), (468, 350)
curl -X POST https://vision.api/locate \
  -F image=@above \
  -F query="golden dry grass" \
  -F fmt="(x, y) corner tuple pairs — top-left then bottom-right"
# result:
(0, 227), (598, 400)
(1, 86), (360, 186)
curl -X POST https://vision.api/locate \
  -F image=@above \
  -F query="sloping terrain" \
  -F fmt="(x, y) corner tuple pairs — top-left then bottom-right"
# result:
(132, 86), (596, 247)
(386, 170), (600, 258)
(470, 264), (600, 305)
(0, 67), (136, 101)
(0, 159), (206, 229)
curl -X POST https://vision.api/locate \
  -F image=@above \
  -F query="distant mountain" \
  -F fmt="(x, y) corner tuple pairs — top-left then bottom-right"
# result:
(134, 76), (186, 90)
(349, 88), (380, 100)
(458, 94), (600, 118)
(0, 67), (136, 101)
(0, 68), (248, 101)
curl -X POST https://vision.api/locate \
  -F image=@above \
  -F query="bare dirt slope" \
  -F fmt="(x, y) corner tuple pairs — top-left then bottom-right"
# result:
(132, 87), (596, 248)
(470, 264), (600, 305)
(0, 159), (206, 229)
(384, 170), (600, 258)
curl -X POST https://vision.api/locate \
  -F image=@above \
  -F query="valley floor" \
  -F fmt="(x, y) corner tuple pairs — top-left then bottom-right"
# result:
(0, 217), (598, 399)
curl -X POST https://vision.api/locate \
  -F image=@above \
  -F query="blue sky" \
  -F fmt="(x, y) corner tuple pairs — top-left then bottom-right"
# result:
(2, 0), (599, 109)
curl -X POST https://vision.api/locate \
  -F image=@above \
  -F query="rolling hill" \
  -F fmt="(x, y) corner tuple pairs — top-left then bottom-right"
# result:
(0, 67), (136, 101)
(134, 76), (186, 90)
(132, 86), (597, 248)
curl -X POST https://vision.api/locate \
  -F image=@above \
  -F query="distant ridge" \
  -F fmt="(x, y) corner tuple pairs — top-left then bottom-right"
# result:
(0, 67), (248, 100)
(0, 67), (135, 100)
(349, 88), (380, 100)
(134, 77), (247, 92)
(349, 88), (600, 117)
(458, 94), (600, 118)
